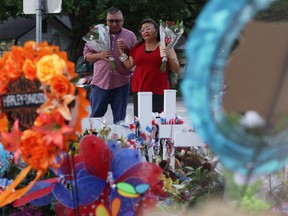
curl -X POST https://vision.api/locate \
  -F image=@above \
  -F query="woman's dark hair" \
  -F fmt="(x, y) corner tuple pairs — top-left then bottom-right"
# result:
(138, 18), (159, 30)
(136, 18), (160, 47)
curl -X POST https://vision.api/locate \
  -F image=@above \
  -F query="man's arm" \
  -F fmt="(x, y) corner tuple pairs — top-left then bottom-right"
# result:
(83, 44), (112, 62)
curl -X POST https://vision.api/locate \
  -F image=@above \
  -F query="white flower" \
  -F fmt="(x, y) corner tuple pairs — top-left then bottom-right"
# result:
(240, 110), (265, 128)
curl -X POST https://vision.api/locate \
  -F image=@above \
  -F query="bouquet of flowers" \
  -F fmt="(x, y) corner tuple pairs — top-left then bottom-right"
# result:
(159, 20), (184, 72)
(83, 24), (115, 69)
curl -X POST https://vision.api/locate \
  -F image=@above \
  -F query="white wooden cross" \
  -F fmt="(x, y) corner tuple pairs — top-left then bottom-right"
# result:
(81, 90), (205, 169)
(158, 90), (205, 169)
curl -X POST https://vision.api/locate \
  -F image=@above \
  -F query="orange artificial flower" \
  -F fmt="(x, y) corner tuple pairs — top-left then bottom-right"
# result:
(0, 50), (10, 63)
(23, 41), (37, 48)
(0, 81), (8, 95)
(0, 60), (11, 83)
(50, 75), (76, 97)
(5, 58), (22, 80)
(34, 112), (67, 127)
(33, 112), (74, 150)
(36, 54), (65, 85)
(37, 93), (75, 121)
(36, 43), (60, 60)
(8, 46), (25, 79)
(22, 41), (38, 61)
(20, 129), (59, 171)
(71, 87), (90, 132)
(1, 120), (22, 162)
(41, 124), (73, 151)
(0, 112), (8, 132)
(65, 60), (78, 79)
(0, 66), (10, 94)
(56, 51), (77, 79)
(1, 120), (22, 152)
(22, 59), (37, 81)
(0, 57), (4, 69)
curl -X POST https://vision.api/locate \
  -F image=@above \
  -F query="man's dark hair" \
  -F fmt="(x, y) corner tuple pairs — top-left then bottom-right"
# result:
(107, 8), (123, 16)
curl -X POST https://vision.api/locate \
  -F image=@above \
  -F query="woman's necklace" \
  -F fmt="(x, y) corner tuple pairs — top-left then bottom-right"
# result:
(145, 42), (159, 51)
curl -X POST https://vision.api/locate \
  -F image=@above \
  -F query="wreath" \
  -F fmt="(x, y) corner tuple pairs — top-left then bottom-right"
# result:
(0, 41), (89, 206)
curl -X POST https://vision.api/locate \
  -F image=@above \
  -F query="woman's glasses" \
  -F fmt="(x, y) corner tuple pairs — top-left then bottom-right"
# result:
(139, 27), (155, 33)
(106, 19), (123, 24)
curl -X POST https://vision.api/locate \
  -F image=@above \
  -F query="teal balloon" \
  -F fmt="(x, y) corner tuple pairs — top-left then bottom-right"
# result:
(181, 0), (288, 175)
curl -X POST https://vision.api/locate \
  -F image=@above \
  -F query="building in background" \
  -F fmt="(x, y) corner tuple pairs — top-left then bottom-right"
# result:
(0, 15), (71, 55)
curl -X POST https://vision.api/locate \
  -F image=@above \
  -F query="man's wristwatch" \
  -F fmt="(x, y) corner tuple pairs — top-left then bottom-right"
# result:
(119, 53), (128, 62)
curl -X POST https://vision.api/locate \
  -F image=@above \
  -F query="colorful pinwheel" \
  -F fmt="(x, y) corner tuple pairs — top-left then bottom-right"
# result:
(14, 135), (163, 215)
(13, 154), (106, 208)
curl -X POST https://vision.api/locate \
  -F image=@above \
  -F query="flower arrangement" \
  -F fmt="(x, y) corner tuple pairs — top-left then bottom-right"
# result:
(0, 109), (282, 215)
(159, 20), (184, 72)
(0, 41), (89, 207)
(83, 24), (116, 69)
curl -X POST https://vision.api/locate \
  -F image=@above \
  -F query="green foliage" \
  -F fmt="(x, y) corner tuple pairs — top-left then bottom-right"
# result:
(225, 112), (242, 127)
(240, 196), (270, 212)
(224, 171), (261, 200)
(1, 0), (288, 62)
(182, 165), (224, 208)
(0, 40), (14, 57)
(159, 148), (225, 210)
(0, 0), (208, 62)
(0, 0), (22, 20)
(255, 0), (288, 22)
(224, 171), (271, 213)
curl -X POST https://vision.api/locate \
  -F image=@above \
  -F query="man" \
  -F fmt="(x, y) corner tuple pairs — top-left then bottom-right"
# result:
(83, 8), (137, 124)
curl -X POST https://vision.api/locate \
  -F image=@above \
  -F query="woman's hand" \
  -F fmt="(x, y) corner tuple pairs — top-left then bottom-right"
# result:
(166, 48), (181, 73)
(162, 47), (175, 59)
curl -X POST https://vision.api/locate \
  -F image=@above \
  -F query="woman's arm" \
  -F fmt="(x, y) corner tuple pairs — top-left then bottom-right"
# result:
(119, 51), (135, 70)
(167, 48), (180, 73)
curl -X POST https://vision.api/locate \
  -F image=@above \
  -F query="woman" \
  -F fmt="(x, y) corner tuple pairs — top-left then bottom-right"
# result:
(118, 18), (180, 116)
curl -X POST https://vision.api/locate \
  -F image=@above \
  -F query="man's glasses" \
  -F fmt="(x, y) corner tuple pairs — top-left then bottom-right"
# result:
(106, 19), (123, 24)
(139, 27), (154, 33)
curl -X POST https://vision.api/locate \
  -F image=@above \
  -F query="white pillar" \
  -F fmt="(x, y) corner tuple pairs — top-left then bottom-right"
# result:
(36, 0), (43, 43)
(138, 92), (152, 129)
(162, 140), (168, 160)
(164, 89), (177, 121)
(170, 146), (175, 170)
